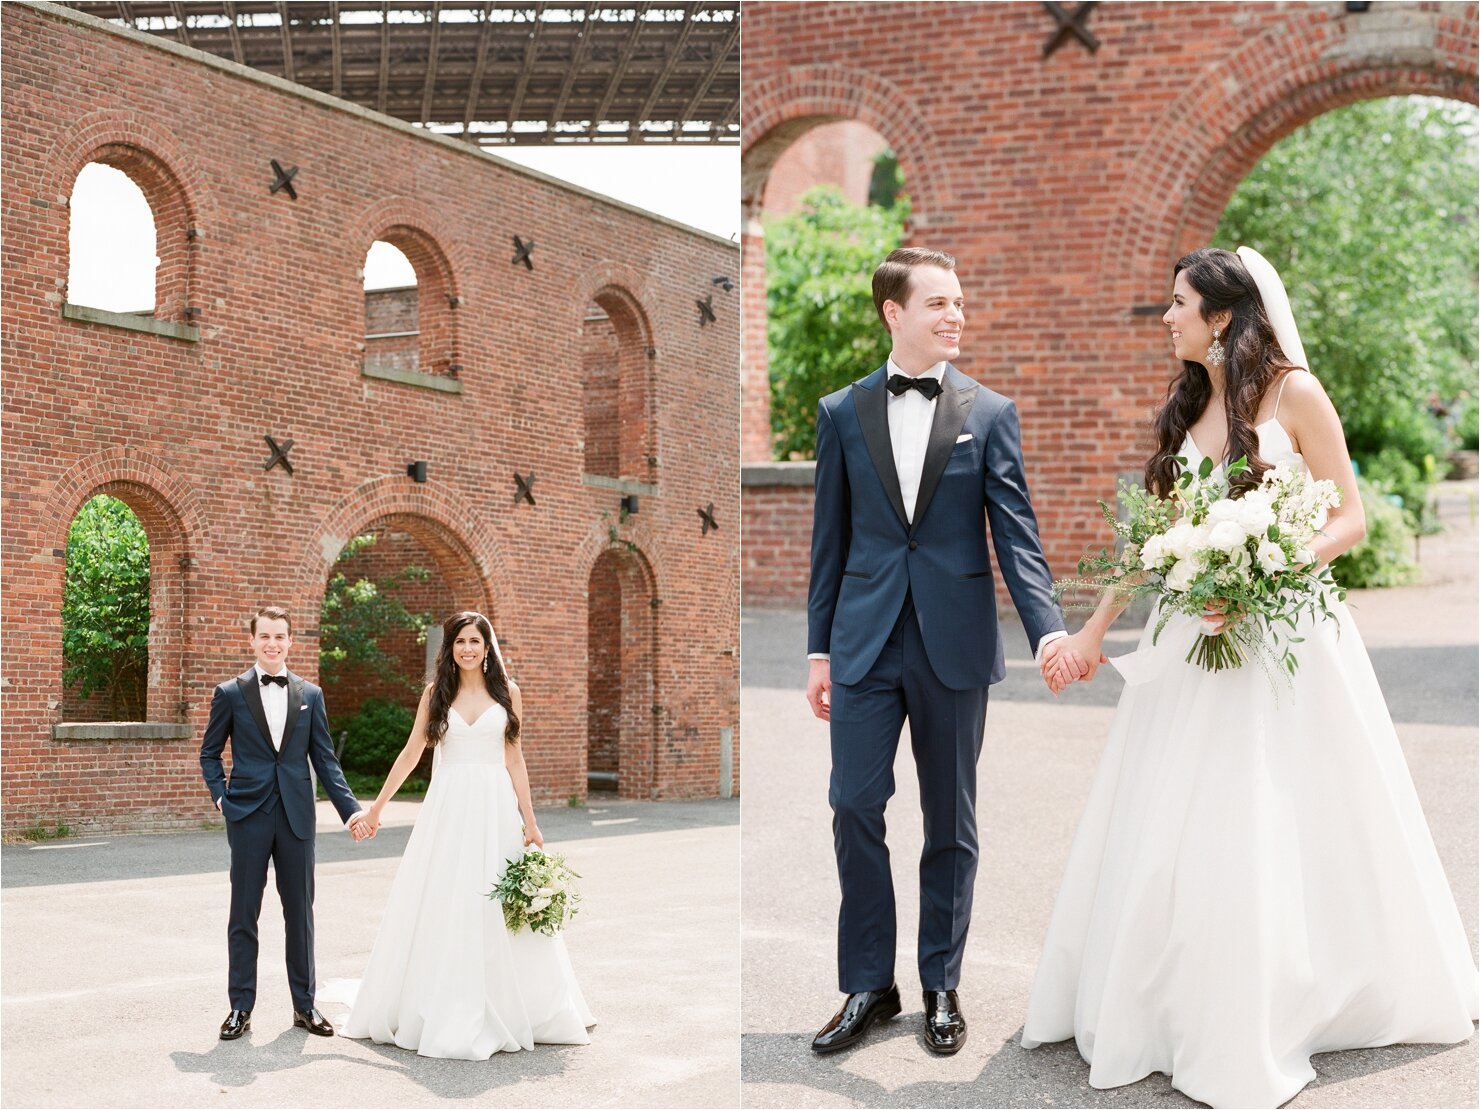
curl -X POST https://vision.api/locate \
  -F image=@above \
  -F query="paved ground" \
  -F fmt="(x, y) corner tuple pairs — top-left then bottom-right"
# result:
(740, 482), (1479, 1108)
(2, 798), (739, 1109)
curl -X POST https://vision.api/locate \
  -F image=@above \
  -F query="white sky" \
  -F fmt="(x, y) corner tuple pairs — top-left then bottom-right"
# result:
(68, 147), (738, 309)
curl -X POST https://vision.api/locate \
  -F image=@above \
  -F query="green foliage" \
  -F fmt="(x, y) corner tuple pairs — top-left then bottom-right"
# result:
(62, 495), (149, 718)
(19, 822), (72, 842)
(1453, 393), (1479, 451)
(868, 150), (904, 210)
(337, 696), (416, 776)
(765, 184), (910, 459)
(1215, 96), (1477, 503)
(1363, 446), (1439, 533)
(319, 533), (434, 689)
(1333, 476), (1420, 589)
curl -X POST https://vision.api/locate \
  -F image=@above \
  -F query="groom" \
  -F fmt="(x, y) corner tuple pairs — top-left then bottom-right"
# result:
(199, 605), (372, 1041)
(806, 247), (1084, 1055)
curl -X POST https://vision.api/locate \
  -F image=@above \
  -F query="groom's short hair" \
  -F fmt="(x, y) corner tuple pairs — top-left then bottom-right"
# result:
(250, 605), (292, 635)
(872, 247), (957, 330)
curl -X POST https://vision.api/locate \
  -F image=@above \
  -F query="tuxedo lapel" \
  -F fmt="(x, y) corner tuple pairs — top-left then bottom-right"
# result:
(909, 364), (977, 537)
(852, 367), (910, 532)
(284, 672), (304, 755)
(236, 669), (276, 759)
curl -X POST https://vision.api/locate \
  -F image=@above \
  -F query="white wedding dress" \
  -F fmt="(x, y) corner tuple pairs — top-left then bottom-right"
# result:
(337, 703), (595, 1059)
(1022, 419), (1477, 1107)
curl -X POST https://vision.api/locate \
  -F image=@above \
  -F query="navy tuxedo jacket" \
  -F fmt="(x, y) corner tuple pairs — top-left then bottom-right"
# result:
(199, 668), (361, 840)
(807, 363), (1064, 690)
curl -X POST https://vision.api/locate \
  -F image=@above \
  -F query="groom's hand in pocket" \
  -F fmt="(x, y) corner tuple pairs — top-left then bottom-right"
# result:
(807, 659), (832, 722)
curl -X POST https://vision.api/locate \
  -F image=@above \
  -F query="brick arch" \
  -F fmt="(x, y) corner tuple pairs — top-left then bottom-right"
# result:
(47, 111), (212, 324)
(41, 449), (207, 724)
(741, 63), (954, 228)
(1101, 8), (1479, 307)
(581, 538), (660, 799)
(352, 198), (464, 380)
(569, 267), (658, 482)
(292, 478), (512, 640)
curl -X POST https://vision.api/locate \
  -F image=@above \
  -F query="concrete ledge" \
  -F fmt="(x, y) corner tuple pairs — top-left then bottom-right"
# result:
(581, 474), (658, 497)
(361, 363), (463, 394)
(61, 303), (199, 342)
(52, 722), (193, 741)
(742, 461), (816, 486)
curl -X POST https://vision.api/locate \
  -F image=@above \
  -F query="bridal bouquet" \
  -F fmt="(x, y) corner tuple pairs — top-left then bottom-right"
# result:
(488, 845), (582, 937)
(1059, 456), (1345, 677)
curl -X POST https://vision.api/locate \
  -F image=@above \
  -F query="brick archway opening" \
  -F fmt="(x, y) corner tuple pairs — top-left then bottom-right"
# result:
(60, 480), (190, 724)
(65, 143), (194, 325)
(318, 512), (490, 783)
(586, 545), (657, 800)
(363, 225), (457, 380)
(742, 114), (916, 462)
(582, 286), (655, 484)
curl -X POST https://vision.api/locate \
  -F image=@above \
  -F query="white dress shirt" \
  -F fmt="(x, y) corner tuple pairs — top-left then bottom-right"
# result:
(810, 356), (1067, 666)
(255, 664), (289, 751)
(886, 356), (946, 525)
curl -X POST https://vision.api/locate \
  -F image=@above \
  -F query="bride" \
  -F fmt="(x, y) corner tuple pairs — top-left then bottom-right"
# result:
(338, 610), (595, 1059)
(1023, 247), (1477, 1107)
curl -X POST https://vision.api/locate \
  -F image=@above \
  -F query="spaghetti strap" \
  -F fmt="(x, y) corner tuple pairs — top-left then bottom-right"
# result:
(1272, 369), (1301, 419)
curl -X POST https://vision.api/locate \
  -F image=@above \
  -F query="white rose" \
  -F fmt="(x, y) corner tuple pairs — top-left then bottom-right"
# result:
(1208, 520), (1247, 553)
(1237, 491), (1276, 534)
(1140, 534), (1169, 569)
(1207, 499), (1243, 526)
(1164, 521), (1199, 561)
(1295, 546), (1317, 567)
(1165, 558), (1198, 592)
(1256, 538), (1288, 574)
(529, 896), (552, 913)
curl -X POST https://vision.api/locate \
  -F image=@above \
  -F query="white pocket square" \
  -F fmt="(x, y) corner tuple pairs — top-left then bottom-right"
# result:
(955, 433), (973, 444)
(300, 705), (309, 711)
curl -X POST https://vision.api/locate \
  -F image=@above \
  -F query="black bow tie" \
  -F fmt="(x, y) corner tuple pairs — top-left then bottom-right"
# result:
(887, 373), (943, 401)
(260, 673), (288, 688)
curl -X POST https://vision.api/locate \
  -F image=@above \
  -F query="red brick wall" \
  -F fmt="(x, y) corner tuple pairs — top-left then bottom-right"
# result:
(1, 4), (740, 833)
(740, 469), (815, 608)
(586, 554), (621, 778)
(364, 286), (419, 375)
(741, 0), (1480, 573)
(582, 310), (620, 479)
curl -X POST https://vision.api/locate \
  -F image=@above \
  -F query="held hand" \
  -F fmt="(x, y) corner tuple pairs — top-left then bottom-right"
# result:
(1040, 638), (1088, 694)
(1202, 598), (1244, 635)
(523, 823), (544, 849)
(806, 659), (832, 722)
(348, 815), (372, 841)
(1045, 633), (1109, 688)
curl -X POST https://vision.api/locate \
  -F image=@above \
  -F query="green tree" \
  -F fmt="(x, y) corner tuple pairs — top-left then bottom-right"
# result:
(62, 495), (149, 718)
(766, 184), (910, 459)
(319, 533), (434, 690)
(1215, 96), (1478, 521)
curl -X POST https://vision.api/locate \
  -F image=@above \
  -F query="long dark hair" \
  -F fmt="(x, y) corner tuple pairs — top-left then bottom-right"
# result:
(424, 611), (520, 746)
(1145, 247), (1300, 497)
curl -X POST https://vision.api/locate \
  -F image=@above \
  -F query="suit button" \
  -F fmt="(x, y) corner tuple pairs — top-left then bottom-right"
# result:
(908, 540), (918, 551)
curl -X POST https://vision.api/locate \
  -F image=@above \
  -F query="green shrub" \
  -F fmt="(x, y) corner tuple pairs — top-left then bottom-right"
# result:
(1359, 445), (1438, 533)
(1453, 394), (1479, 451)
(1333, 476), (1419, 589)
(339, 697), (415, 775)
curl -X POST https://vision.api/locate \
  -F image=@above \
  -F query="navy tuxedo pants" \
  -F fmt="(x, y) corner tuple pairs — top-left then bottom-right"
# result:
(225, 790), (316, 1012)
(828, 594), (990, 993)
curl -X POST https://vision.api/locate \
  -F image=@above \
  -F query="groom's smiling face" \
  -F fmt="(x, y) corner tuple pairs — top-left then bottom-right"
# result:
(251, 617), (292, 675)
(883, 264), (964, 373)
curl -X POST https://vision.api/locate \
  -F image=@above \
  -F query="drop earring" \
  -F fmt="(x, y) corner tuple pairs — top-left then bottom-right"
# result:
(1206, 326), (1226, 368)
(482, 655), (489, 674)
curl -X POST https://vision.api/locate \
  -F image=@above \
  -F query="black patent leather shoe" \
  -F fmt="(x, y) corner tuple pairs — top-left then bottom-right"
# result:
(922, 990), (966, 1055)
(219, 1009), (251, 1040)
(811, 984), (902, 1053)
(292, 1007), (334, 1036)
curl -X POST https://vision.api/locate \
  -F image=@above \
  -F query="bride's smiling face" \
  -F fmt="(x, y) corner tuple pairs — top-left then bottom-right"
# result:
(1164, 270), (1230, 365)
(452, 625), (487, 673)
